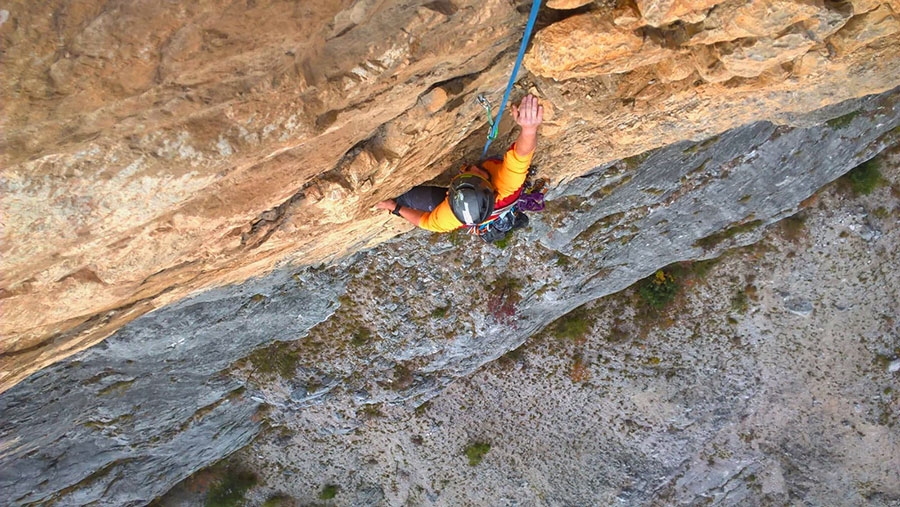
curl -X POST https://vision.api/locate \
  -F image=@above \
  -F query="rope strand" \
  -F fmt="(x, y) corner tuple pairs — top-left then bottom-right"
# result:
(481, 0), (542, 160)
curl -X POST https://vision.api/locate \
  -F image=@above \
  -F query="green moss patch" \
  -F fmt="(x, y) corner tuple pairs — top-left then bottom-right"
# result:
(825, 110), (860, 129)
(550, 305), (594, 342)
(841, 158), (884, 196)
(465, 442), (491, 466)
(245, 341), (300, 379)
(205, 468), (257, 507)
(318, 484), (338, 500)
(694, 220), (764, 250)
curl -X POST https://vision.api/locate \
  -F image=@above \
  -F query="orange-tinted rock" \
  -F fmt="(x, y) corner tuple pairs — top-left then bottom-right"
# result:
(547, 0), (595, 9)
(848, 0), (886, 14)
(654, 53), (696, 82)
(524, 12), (673, 80)
(613, 2), (644, 28)
(634, 0), (720, 26)
(689, 44), (736, 83)
(717, 31), (818, 78)
(688, 0), (826, 45)
(829, 4), (900, 55)
(421, 87), (449, 113)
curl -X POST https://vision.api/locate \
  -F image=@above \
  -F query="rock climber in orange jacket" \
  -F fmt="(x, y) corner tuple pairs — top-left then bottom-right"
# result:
(376, 94), (543, 233)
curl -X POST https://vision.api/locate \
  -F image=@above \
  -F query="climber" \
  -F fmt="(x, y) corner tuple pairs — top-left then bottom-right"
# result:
(376, 94), (543, 240)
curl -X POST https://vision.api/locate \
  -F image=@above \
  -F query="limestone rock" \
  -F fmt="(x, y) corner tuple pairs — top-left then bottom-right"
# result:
(547, 0), (595, 9)
(783, 295), (815, 316)
(654, 54), (696, 82)
(613, 2), (645, 29)
(420, 87), (449, 113)
(710, 0), (851, 79)
(687, 0), (828, 46)
(2, 91), (898, 505)
(849, 0), (887, 13)
(829, 4), (900, 56)
(890, 359), (900, 373)
(0, 0), (522, 390)
(717, 31), (819, 78)
(524, 12), (674, 79)
(634, 0), (720, 26)
(2, 0), (900, 393)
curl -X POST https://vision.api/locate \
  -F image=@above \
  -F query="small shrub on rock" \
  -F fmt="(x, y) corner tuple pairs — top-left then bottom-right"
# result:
(205, 468), (257, 507)
(639, 270), (678, 309)
(570, 355), (590, 383)
(551, 305), (593, 343)
(487, 276), (522, 325)
(842, 159), (883, 196)
(776, 214), (807, 243)
(731, 289), (749, 314)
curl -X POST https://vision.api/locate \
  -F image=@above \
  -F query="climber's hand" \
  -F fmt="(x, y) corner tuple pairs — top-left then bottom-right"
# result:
(511, 94), (543, 131)
(375, 199), (397, 212)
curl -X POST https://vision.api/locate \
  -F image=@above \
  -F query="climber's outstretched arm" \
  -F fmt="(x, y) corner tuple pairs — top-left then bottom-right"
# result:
(375, 199), (426, 226)
(510, 94), (543, 156)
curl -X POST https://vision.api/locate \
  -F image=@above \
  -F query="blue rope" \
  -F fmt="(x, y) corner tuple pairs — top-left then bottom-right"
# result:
(481, 0), (542, 160)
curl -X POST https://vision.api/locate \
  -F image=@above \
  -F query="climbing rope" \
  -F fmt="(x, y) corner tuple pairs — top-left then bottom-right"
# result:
(481, 0), (542, 160)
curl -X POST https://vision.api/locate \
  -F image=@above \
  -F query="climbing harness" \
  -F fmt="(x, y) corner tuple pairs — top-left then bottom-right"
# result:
(466, 197), (520, 236)
(480, 0), (542, 160)
(464, 177), (548, 243)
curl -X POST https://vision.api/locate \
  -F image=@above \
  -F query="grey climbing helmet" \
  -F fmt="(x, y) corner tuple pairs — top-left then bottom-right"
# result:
(448, 173), (495, 225)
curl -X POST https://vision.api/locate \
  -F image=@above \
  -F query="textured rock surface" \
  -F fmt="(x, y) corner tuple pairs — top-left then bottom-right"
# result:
(0, 268), (345, 506)
(1, 89), (898, 506)
(1, 0), (524, 390)
(547, 0), (595, 9)
(2, 0), (900, 392)
(222, 168), (900, 506)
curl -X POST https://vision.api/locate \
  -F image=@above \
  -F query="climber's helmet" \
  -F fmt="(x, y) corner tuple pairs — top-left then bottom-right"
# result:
(448, 169), (495, 225)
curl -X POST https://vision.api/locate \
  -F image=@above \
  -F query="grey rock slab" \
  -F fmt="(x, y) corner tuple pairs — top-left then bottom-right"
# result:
(0, 268), (347, 506)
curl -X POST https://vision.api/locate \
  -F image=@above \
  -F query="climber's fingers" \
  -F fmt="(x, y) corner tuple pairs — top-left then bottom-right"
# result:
(514, 94), (543, 129)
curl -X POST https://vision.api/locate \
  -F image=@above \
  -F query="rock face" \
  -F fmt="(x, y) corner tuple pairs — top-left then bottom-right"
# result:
(226, 165), (899, 506)
(1, 88), (898, 505)
(0, 268), (344, 506)
(2, 0), (900, 393)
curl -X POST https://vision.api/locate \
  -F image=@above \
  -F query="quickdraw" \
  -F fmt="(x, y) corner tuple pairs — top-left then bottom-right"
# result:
(477, 94), (497, 143)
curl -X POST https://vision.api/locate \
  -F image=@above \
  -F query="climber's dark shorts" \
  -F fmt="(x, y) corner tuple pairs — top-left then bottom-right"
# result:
(395, 185), (447, 212)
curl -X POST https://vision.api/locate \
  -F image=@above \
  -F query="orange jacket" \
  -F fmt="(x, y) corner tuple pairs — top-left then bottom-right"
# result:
(418, 144), (533, 232)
